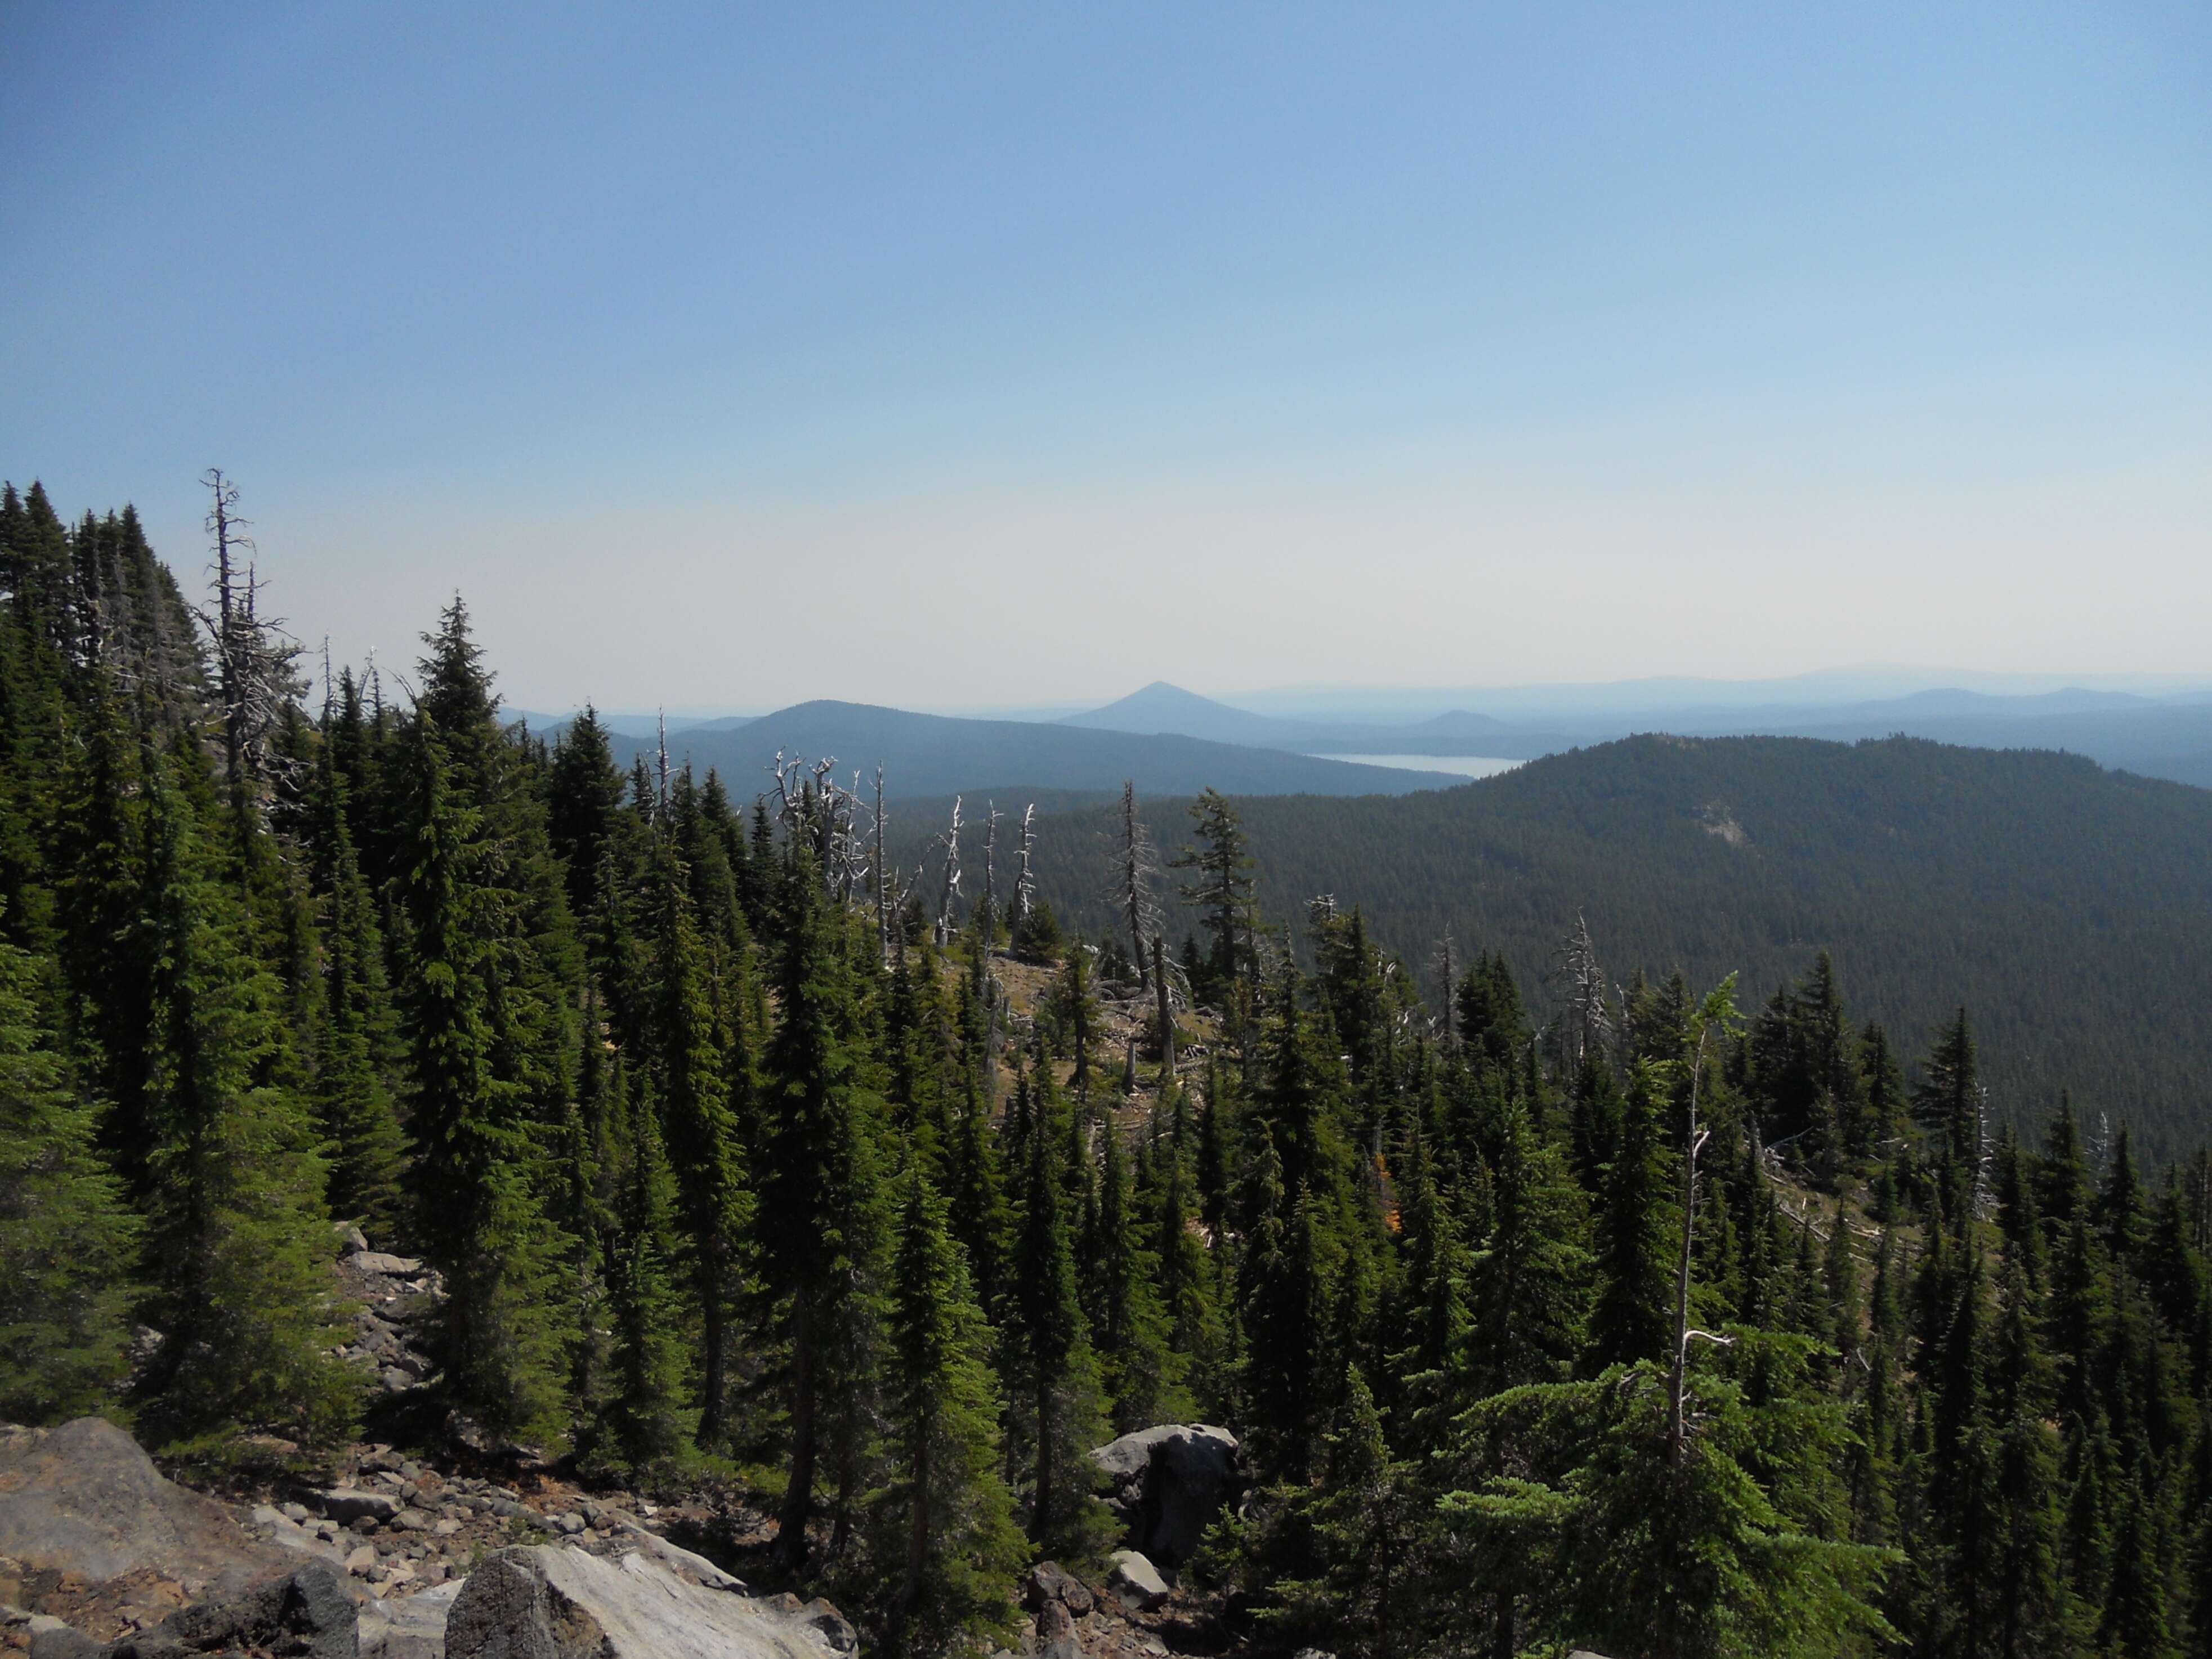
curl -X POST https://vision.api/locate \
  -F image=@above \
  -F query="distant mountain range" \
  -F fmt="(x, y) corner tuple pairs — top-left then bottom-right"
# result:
(1051, 679), (2212, 788)
(516, 672), (2212, 794)
(581, 699), (1458, 802)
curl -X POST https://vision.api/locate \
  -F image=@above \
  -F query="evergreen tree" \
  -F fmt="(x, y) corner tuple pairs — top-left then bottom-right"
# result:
(1004, 1070), (1115, 1561)
(1093, 1121), (1179, 1430)
(1585, 1063), (1678, 1373)
(397, 716), (569, 1442)
(1172, 788), (1260, 999)
(647, 842), (748, 1447)
(1471, 1092), (1589, 1394)
(312, 790), (406, 1236)
(1236, 1124), (1338, 1480)
(757, 851), (890, 1568)
(590, 1063), (690, 1475)
(872, 1164), (1026, 1658)
(133, 768), (358, 1448)
(1263, 1369), (1424, 1659)
(0, 924), (138, 1423)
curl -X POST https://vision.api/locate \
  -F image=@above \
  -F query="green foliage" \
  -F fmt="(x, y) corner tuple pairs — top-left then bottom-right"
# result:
(587, 1063), (692, 1478)
(1003, 1071), (1116, 1563)
(132, 770), (359, 1448)
(1443, 1351), (1897, 1659)
(397, 715), (571, 1443)
(0, 925), (138, 1422)
(869, 1164), (1026, 1658)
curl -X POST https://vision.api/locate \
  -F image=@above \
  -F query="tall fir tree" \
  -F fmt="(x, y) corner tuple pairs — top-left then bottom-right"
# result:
(872, 1164), (1026, 1659)
(0, 923), (139, 1423)
(132, 766), (358, 1448)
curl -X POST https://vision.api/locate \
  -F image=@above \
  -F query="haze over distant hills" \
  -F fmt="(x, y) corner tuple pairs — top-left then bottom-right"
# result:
(1049, 677), (2212, 788)
(516, 669), (2212, 796)
(581, 699), (1457, 802)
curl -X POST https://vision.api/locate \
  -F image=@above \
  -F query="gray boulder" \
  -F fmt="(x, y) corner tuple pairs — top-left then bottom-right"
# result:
(1087, 1424), (1243, 1569)
(445, 1545), (848, 1659)
(0, 1418), (289, 1595)
(1022, 1560), (1093, 1619)
(1106, 1549), (1170, 1612)
(26, 1563), (355, 1659)
(162, 1560), (357, 1657)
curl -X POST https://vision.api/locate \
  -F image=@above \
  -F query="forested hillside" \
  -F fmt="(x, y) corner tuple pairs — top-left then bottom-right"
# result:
(957, 738), (2212, 1159)
(14, 480), (2212, 1659)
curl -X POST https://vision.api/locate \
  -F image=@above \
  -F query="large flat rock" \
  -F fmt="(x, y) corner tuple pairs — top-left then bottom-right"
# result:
(0, 1418), (289, 1595)
(445, 1545), (848, 1659)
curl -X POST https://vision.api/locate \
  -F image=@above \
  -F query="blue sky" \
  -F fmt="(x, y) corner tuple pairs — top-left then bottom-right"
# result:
(3, 3), (2206, 710)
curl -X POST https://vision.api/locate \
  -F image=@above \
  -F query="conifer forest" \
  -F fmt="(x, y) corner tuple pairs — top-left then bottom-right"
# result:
(11, 476), (2212, 1659)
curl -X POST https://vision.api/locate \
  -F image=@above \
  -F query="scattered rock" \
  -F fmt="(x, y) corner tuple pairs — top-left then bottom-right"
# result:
(349, 1251), (423, 1276)
(0, 1419), (288, 1596)
(1106, 1550), (1170, 1612)
(319, 1489), (404, 1526)
(445, 1545), (849, 1659)
(340, 1224), (370, 1253)
(1024, 1560), (1094, 1619)
(1088, 1424), (1244, 1569)
(248, 1504), (351, 1571)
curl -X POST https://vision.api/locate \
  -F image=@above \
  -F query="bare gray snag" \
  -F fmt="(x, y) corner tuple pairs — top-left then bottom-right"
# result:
(1669, 980), (1741, 1468)
(1014, 803), (1037, 929)
(873, 767), (891, 967)
(1554, 910), (1614, 1077)
(1432, 928), (1458, 1048)
(982, 801), (1001, 932)
(194, 469), (304, 806)
(1114, 782), (1161, 992)
(1153, 935), (1176, 1079)
(934, 796), (963, 947)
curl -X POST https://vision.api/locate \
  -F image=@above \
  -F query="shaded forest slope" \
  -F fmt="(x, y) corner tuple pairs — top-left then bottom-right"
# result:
(976, 735), (2212, 1155)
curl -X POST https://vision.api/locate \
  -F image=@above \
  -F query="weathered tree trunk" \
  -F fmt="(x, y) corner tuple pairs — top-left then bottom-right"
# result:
(696, 1262), (726, 1448)
(1152, 934), (1175, 1080)
(777, 1311), (818, 1568)
(874, 768), (890, 967)
(899, 1436), (931, 1616)
(1667, 1024), (1713, 1467)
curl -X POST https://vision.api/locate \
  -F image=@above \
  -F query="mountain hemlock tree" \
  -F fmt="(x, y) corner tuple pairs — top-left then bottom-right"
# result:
(591, 1063), (691, 1474)
(398, 714), (571, 1442)
(0, 921), (140, 1423)
(872, 1164), (1026, 1659)
(133, 768), (359, 1449)
(647, 842), (748, 1448)
(1005, 1070), (1115, 1562)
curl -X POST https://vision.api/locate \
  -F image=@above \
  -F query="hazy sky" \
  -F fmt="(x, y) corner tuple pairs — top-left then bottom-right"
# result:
(3, 3), (2207, 711)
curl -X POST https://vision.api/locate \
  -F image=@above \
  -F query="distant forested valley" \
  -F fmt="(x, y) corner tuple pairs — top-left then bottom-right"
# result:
(902, 736), (2212, 1162)
(12, 479), (2212, 1659)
